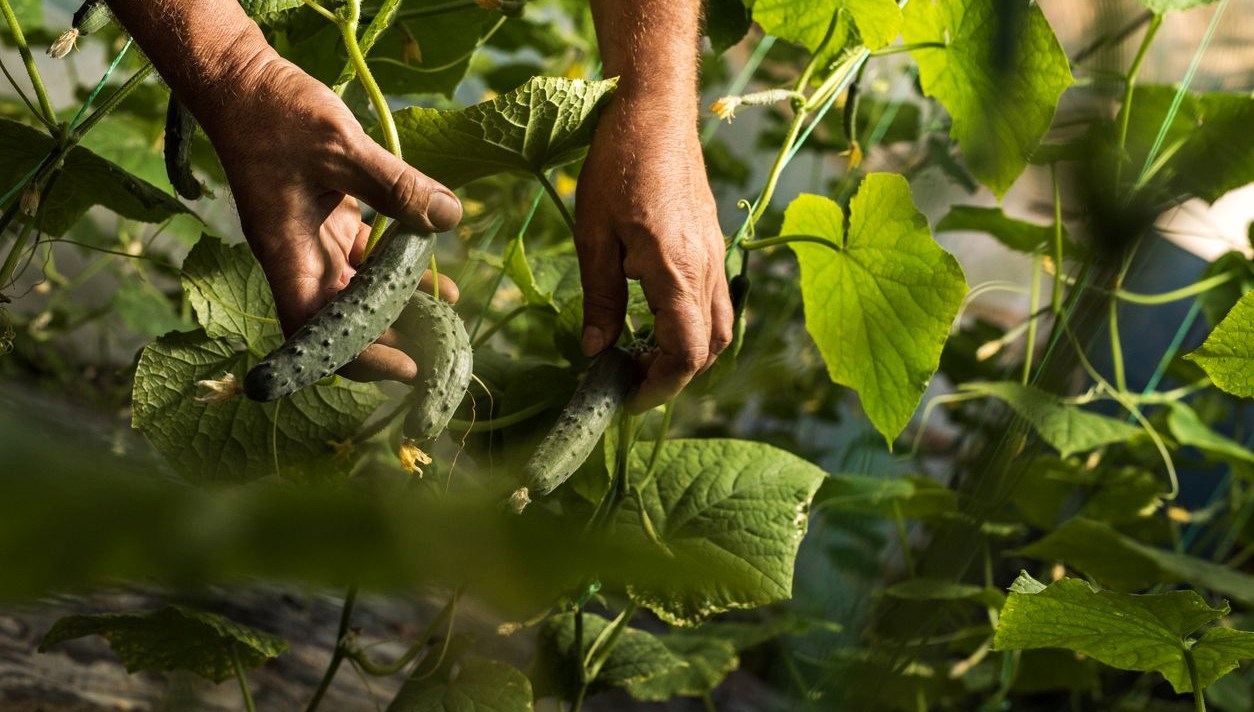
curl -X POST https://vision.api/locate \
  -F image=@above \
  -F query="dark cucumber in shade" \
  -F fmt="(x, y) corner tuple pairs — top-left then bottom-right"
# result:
(400, 291), (473, 443)
(512, 346), (637, 510)
(243, 224), (436, 402)
(164, 98), (202, 201)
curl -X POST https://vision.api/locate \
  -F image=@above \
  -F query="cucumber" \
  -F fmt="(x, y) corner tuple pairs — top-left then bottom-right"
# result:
(164, 98), (202, 201)
(513, 346), (637, 510)
(244, 224), (436, 402)
(72, 0), (113, 34)
(399, 291), (473, 443)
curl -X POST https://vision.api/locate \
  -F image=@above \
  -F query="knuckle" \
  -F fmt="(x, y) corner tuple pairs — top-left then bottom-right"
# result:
(389, 170), (430, 216)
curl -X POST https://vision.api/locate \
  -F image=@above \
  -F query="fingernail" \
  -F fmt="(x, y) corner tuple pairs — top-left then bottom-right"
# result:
(582, 326), (607, 357)
(427, 192), (462, 232)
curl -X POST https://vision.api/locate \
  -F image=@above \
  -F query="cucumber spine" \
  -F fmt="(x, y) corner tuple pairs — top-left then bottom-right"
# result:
(513, 346), (637, 510)
(244, 224), (436, 402)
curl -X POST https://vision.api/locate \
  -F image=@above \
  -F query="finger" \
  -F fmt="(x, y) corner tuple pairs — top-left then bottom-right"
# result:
(340, 139), (462, 233)
(575, 227), (628, 357)
(349, 221), (371, 266)
(705, 263), (734, 372)
(629, 298), (709, 413)
(338, 342), (418, 383)
(418, 270), (460, 304)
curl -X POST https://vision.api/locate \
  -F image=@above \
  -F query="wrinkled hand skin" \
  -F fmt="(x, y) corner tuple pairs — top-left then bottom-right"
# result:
(575, 95), (733, 412)
(197, 52), (462, 383)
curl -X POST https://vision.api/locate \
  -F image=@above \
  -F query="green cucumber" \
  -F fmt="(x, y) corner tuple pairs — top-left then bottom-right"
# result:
(72, 0), (113, 34)
(513, 346), (637, 510)
(399, 291), (473, 443)
(164, 98), (202, 201)
(244, 224), (436, 402)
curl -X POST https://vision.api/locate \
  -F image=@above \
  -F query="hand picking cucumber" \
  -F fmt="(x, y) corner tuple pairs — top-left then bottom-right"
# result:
(512, 346), (637, 510)
(164, 98), (202, 201)
(399, 291), (473, 443)
(244, 224), (436, 402)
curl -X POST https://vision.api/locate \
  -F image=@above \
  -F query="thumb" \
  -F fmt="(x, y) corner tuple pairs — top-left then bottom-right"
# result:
(575, 228), (628, 357)
(343, 139), (462, 233)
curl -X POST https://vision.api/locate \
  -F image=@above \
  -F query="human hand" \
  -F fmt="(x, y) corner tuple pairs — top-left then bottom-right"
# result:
(192, 50), (462, 382)
(574, 95), (733, 411)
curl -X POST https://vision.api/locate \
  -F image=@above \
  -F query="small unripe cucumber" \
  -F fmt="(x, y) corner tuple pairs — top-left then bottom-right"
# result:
(399, 292), (473, 443)
(72, 0), (112, 34)
(514, 347), (636, 508)
(244, 224), (436, 402)
(164, 98), (202, 201)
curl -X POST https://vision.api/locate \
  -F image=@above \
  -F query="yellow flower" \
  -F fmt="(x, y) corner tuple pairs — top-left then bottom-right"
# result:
(400, 440), (432, 476)
(710, 96), (741, 122)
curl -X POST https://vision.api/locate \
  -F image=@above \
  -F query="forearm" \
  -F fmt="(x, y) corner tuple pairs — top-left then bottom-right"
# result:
(103, 1), (276, 130)
(589, 0), (703, 125)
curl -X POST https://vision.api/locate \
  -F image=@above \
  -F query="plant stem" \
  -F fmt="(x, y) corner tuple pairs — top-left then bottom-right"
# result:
(232, 646), (257, 712)
(471, 304), (531, 348)
(1111, 270), (1237, 305)
(346, 590), (459, 676)
(0, 0), (56, 126)
(740, 234), (841, 252)
(1114, 13), (1162, 189)
(537, 171), (576, 235)
(446, 395), (559, 432)
(584, 601), (640, 679)
(305, 585), (358, 712)
(0, 53), (52, 131)
(891, 500), (915, 578)
(75, 63), (156, 137)
(334, 0), (403, 92)
(394, 0), (477, 21)
(1023, 257), (1042, 385)
(1050, 163), (1064, 314)
(1184, 648), (1205, 712)
(869, 41), (947, 57)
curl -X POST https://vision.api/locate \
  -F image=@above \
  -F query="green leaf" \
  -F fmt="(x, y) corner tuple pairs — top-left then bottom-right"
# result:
(502, 237), (579, 312)
(111, 282), (194, 338)
(0, 118), (191, 236)
(1138, 0), (1223, 14)
(753, 0), (903, 52)
(1010, 456), (1163, 529)
(181, 235), (281, 349)
(392, 76), (617, 189)
(783, 175), (968, 443)
(359, 1), (497, 98)
(935, 205), (1079, 256)
(1119, 87), (1254, 204)
(1168, 403), (1254, 465)
(706, 0), (752, 53)
(1017, 518), (1254, 606)
(994, 575), (1254, 693)
(817, 473), (956, 520)
(884, 579), (1006, 609)
(388, 652), (534, 712)
(619, 439), (828, 626)
(1197, 252), (1254, 328)
(1185, 290), (1254, 398)
(39, 605), (288, 683)
(132, 329), (385, 484)
(625, 634), (739, 701)
(902, 0), (1073, 196)
(534, 612), (686, 698)
(960, 381), (1143, 459)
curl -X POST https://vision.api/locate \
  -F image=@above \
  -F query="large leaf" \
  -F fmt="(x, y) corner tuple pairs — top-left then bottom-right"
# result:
(625, 634), (739, 701)
(388, 651), (534, 712)
(132, 329), (384, 484)
(1168, 403), (1254, 465)
(181, 235), (281, 348)
(534, 612), (686, 698)
(1185, 290), (1254, 398)
(1119, 87), (1254, 204)
(960, 381), (1143, 459)
(392, 76), (617, 189)
(39, 605), (288, 683)
(1017, 518), (1254, 606)
(1009, 456), (1162, 529)
(817, 473), (956, 520)
(706, 0), (753, 53)
(0, 118), (190, 236)
(618, 439), (828, 626)
(753, 0), (902, 51)
(994, 573), (1254, 694)
(783, 175), (968, 443)
(902, 0), (1072, 196)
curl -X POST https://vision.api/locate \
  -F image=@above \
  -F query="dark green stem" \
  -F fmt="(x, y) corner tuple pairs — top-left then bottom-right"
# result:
(305, 585), (358, 712)
(471, 304), (531, 348)
(1184, 647), (1205, 712)
(740, 234), (841, 253)
(537, 171), (576, 235)
(0, 0), (56, 125)
(346, 590), (458, 676)
(1114, 14), (1163, 189)
(870, 41), (947, 57)
(232, 646), (257, 712)
(446, 396), (558, 432)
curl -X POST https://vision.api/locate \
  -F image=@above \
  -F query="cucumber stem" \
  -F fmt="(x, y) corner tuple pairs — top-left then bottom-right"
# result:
(0, 0), (57, 127)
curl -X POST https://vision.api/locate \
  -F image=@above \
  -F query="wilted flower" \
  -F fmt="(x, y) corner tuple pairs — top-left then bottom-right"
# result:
(711, 89), (799, 123)
(48, 29), (79, 59)
(399, 440), (432, 475)
(19, 184), (39, 217)
(710, 96), (742, 122)
(507, 486), (531, 514)
(194, 373), (242, 403)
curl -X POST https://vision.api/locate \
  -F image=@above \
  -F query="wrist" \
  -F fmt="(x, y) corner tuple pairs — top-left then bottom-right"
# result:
(606, 80), (699, 138)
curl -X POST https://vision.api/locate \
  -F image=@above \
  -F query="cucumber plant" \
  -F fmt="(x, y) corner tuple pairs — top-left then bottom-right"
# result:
(1, 0), (1252, 711)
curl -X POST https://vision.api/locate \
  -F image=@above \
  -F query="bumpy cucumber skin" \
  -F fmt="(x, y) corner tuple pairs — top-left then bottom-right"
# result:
(244, 225), (436, 402)
(400, 291), (473, 442)
(72, 0), (112, 34)
(164, 98), (202, 201)
(519, 347), (636, 500)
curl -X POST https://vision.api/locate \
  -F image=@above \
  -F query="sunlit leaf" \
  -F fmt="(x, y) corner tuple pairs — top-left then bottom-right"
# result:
(1186, 290), (1254, 398)
(534, 612), (685, 698)
(960, 381), (1142, 459)
(753, 0), (902, 52)
(1168, 403), (1254, 465)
